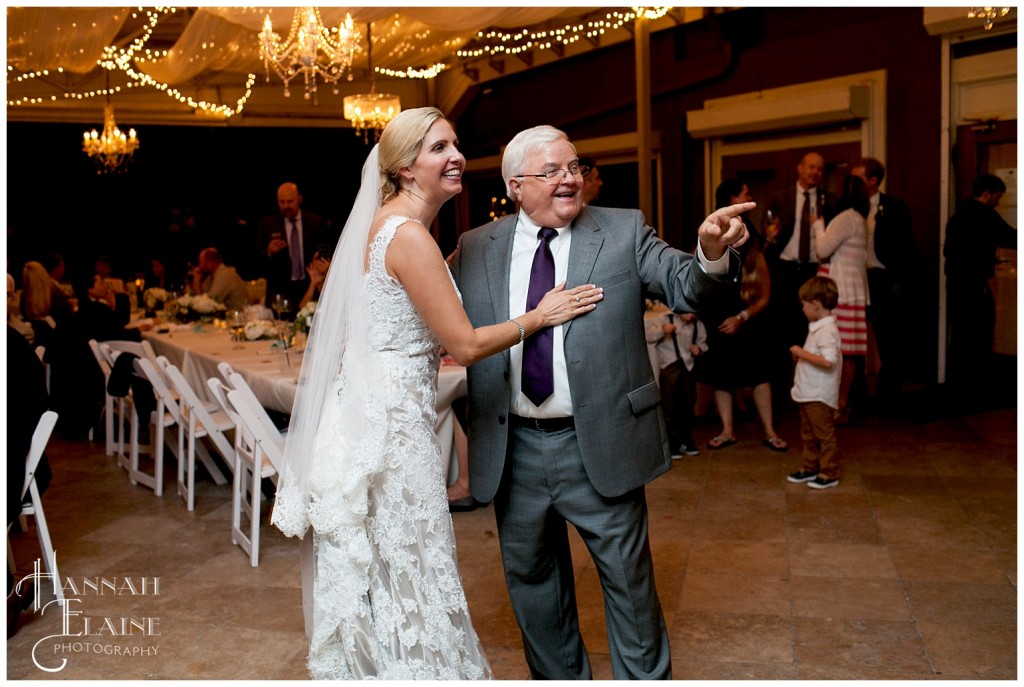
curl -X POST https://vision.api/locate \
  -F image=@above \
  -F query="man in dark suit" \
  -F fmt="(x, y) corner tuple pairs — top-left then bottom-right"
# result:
(764, 151), (834, 347)
(851, 158), (915, 401)
(255, 182), (331, 311)
(943, 173), (1017, 389)
(450, 125), (749, 680)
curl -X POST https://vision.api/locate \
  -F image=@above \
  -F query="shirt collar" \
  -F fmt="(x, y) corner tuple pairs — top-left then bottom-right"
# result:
(517, 211), (569, 238)
(808, 314), (835, 333)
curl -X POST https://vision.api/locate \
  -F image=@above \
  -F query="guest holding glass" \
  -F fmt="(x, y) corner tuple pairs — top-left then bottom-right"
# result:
(700, 180), (787, 452)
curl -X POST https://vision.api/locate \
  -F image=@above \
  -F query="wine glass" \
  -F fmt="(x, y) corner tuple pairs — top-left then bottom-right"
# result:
(163, 292), (180, 321)
(228, 310), (246, 347)
(272, 296), (291, 322)
(763, 209), (780, 244)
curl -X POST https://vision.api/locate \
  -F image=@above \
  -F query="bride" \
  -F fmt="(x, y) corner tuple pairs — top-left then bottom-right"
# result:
(271, 107), (603, 679)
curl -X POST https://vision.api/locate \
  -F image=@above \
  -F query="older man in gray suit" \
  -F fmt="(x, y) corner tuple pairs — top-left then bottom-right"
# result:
(450, 125), (751, 680)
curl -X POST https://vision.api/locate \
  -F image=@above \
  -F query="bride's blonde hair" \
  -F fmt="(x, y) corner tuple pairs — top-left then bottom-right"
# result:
(378, 107), (447, 203)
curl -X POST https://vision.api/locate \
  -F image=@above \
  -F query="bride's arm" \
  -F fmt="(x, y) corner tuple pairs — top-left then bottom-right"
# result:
(388, 221), (602, 367)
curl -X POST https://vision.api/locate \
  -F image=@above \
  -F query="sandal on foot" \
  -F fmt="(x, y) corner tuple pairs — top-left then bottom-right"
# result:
(707, 435), (738, 450)
(763, 437), (789, 452)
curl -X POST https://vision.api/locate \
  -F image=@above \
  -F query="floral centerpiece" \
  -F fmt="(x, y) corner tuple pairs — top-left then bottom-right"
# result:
(143, 288), (170, 313)
(243, 319), (281, 341)
(175, 293), (226, 322)
(293, 301), (316, 334)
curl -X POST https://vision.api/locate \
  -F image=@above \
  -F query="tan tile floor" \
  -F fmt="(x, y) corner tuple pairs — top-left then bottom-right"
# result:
(6, 405), (1016, 680)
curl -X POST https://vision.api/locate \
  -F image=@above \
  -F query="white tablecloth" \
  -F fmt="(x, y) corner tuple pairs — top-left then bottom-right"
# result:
(144, 325), (468, 480)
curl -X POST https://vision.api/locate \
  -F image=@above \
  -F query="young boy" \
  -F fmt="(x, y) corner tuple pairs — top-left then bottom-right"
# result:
(645, 307), (707, 457)
(787, 277), (843, 489)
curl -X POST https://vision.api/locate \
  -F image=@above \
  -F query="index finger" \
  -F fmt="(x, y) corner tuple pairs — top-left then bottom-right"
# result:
(713, 201), (756, 221)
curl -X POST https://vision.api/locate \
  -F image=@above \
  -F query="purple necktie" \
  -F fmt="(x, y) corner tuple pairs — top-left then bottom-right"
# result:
(522, 227), (558, 406)
(289, 219), (303, 280)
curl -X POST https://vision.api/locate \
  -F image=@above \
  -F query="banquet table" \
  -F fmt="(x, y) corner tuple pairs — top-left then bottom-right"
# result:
(143, 324), (468, 480)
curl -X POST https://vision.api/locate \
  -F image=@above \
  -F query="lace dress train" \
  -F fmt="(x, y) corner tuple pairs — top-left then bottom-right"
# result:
(295, 216), (491, 679)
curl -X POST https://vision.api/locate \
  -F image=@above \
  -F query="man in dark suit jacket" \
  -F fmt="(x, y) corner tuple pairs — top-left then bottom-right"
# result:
(450, 125), (749, 680)
(764, 151), (835, 348)
(852, 158), (915, 400)
(943, 173), (1017, 389)
(255, 182), (331, 311)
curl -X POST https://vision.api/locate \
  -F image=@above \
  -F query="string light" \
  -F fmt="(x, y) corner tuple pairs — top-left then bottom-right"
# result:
(375, 63), (447, 79)
(8, 6), (256, 117)
(457, 7), (672, 58)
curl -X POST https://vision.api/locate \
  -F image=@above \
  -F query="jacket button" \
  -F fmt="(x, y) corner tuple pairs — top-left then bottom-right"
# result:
(498, 415), (506, 425)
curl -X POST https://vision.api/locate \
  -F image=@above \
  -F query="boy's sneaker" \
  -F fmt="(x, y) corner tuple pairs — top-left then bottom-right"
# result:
(807, 476), (839, 490)
(680, 443), (700, 457)
(787, 470), (817, 484)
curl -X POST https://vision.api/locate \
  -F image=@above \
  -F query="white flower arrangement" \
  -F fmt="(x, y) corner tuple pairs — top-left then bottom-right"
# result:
(244, 319), (280, 341)
(144, 288), (170, 310)
(294, 300), (316, 334)
(172, 293), (226, 320)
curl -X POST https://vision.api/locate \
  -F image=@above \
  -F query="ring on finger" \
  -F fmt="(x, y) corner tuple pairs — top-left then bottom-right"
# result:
(574, 296), (581, 303)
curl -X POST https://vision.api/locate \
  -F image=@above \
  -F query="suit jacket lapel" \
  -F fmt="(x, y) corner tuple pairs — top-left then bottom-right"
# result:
(564, 210), (603, 338)
(484, 215), (516, 331)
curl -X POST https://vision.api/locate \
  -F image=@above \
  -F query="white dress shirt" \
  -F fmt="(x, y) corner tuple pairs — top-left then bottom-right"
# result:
(509, 213), (575, 418)
(790, 315), (842, 409)
(865, 192), (885, 269)
(509, 211), (728, 418)
(780, 182), (821, 263)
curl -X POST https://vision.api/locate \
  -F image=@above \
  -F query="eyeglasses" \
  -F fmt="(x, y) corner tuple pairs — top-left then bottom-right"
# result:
(515, 163), (590, 184)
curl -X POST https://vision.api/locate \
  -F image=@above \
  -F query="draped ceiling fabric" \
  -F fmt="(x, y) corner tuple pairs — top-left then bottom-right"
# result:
(6, 6), (590, 125)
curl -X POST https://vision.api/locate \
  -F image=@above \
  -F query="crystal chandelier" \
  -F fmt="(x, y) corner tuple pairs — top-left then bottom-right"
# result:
(82, 101), (139, 174)
(967, 7), (1011, 30)
(259, 8), (360, 101)
(343, 23), (401, 143)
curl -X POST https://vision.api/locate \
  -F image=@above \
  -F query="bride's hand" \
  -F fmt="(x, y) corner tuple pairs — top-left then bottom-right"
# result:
(534, 282), (603, 327)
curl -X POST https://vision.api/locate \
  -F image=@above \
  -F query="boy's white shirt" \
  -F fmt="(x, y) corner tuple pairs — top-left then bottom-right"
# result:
(791, 314), (842, 409)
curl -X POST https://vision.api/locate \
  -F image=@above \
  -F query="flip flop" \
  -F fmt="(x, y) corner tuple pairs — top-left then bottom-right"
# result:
(763, 437), (789, 453)
(707, 435), (738, 450)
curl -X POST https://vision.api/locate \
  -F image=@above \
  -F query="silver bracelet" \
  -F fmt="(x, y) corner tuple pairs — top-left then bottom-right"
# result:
(510, 318), (526, 343)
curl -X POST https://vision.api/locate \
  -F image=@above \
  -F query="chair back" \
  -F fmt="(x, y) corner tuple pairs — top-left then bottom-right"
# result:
(104, 339), (157, 364)
(227, 388), (284, 474)
(89, 339), (113, 375)
(206, 376), (240, 428)
(22, 411), (58, 502)
(161, 359), (235, 460)
(216, 361), (236, 385)
(228, 372), (285, 452)
(136, 356), (184, 425)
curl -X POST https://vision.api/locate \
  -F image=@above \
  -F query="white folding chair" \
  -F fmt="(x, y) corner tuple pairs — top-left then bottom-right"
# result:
(96, 340), (159, 468)
(228, 372), (288, 441)
(209, 377), (278, 566)
(216, 361), (236, 385)
(160, 358), (232, 511)
(132, 357), (186, 496)
(7, 411), (64, 606)
(89, 339), (123, 458)
(225, 386), (283, 567)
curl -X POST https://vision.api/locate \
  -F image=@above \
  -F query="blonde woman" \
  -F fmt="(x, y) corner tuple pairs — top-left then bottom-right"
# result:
(271, 107), (602, 679)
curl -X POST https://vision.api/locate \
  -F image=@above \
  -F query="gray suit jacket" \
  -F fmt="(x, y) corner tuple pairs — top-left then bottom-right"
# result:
(451, 206), (740, 502)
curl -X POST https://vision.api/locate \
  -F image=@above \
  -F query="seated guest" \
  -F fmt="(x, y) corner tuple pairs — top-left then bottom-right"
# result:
(297, 251), (331, 310)
(68, 270), (138, 343)
(7, 274), (35, 342)
(39, 253), (74, 324)
(20, 261), (59, 349)
(190, 247), (248, 311)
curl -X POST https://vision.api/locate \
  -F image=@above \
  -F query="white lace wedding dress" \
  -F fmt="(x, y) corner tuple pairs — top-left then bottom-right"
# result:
(301, 216), (491, 680)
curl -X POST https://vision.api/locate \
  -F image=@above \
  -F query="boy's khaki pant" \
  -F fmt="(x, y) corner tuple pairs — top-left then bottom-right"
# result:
(798, 401), (840, 481)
